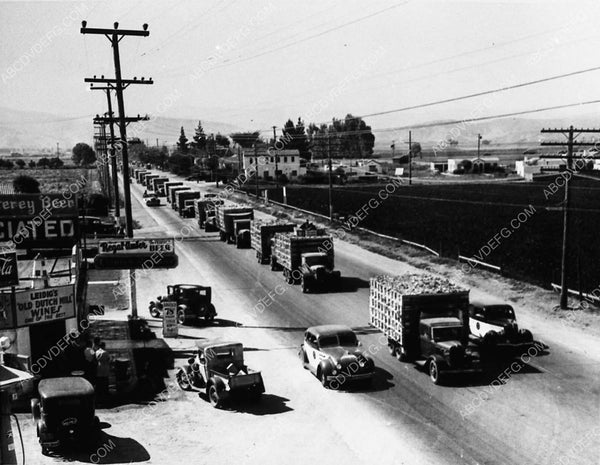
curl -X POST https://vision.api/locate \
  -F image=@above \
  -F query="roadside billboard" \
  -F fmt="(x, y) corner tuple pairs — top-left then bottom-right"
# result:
(0, 194), (79, 248)
(14, 284), (75, 327)
(94, 238), (178, 269)
(162, 301), (178, 337)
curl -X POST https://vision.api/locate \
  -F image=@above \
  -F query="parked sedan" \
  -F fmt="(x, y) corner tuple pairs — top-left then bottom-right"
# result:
(146, 196), (161, 207)
(299, 325), (374, 389)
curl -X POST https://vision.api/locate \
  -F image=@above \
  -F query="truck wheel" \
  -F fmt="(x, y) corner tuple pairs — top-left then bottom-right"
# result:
(176, 369), (192, 391)
(429, 359), (443, 385)
(388, 343), (396, 356)
(301, 277), (309, 293)
(219, 231), (226, 241)
(207, 382), (224, 408)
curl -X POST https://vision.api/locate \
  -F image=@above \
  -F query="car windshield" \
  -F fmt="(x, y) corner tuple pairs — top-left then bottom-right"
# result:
(485, 305), (515, 320)
(432, 326), (462, 341)
(319, 332), (357, 347)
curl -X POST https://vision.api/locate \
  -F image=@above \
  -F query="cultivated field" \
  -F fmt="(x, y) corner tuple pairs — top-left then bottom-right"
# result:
(0, 168), (98, 194)
(248, 177), (600, 291)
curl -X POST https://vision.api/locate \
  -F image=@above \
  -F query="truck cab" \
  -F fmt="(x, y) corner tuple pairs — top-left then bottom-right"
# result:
(300, 252), (341, 293)
(419, 317), (480, 384)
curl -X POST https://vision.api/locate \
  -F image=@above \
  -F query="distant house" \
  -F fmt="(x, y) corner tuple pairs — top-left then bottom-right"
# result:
(243, 147), (306, 180)
(357, 159), (383, 174)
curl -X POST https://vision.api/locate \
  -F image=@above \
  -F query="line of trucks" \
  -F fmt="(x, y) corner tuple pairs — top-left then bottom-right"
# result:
(135, 169), (542, 383)
(133, 169), (342, 292)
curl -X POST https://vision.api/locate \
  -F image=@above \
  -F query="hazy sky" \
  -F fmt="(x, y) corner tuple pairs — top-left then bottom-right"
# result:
(2, 0), (600, 138)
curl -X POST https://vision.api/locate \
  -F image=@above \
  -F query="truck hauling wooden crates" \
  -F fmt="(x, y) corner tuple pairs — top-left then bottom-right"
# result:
(369, 274), (481, 384)
(194, 198), (224, 231)
(175, 190), (201, 215)
(250, 220), (296, 264)
(215, 203), (254, 245)
(270, 222), (341, 292)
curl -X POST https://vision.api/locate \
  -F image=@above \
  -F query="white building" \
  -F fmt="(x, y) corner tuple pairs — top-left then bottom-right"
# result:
(243, 148), (306, 180)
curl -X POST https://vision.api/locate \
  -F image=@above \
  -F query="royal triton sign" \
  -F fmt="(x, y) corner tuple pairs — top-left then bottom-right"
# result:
(98, 238), (174, 255)
(94, 238), (178, 270)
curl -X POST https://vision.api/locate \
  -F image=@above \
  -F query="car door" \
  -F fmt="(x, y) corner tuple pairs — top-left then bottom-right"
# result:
(304, 332), (319, 372)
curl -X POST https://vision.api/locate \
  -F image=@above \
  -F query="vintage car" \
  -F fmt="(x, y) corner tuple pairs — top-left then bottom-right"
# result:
(176, 341), (265, 408)
(31, 377), (100, 454)
(145, 196), (161, 207)
(469, 300), (534, 352)
(299, 325), (374, 388)
(149, 284), (217, 324)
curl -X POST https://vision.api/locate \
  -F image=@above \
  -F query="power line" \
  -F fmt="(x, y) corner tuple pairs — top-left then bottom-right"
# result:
(201, 2), (408, 72)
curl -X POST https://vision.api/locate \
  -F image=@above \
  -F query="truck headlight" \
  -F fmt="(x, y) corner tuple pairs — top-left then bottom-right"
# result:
(332, 369), (338, 375)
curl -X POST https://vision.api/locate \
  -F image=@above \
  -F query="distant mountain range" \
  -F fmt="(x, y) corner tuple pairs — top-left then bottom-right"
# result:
(374, 115), (600, 151)
(2, 106), (600, 155)
(0, 106), (242, 153)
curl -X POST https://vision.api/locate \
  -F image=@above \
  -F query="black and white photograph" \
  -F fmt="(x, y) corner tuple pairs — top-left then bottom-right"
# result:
(1, 1), (599, 464)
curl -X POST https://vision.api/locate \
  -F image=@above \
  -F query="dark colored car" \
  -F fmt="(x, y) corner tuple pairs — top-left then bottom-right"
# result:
(31, 377), (100, 454)
(145, 196), (161, 207)
(149, 284), (217, 324)
(300, 325), (374, 389)
(79, 216), (119, 236)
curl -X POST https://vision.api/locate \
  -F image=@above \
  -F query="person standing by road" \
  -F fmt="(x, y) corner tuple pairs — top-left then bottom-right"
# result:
(95, 342), (112, 399)
(83, 340), (96, 385)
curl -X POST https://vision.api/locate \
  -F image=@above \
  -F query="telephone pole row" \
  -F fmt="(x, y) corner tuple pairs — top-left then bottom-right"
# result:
(540, 125), (600, 310)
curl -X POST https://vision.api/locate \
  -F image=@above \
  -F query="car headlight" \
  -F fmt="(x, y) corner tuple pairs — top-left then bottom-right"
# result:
(332, 369), (338, 375)
(336, 364), (342, 369)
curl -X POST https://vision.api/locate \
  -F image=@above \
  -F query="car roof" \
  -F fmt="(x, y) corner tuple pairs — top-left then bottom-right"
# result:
(421, 317), (462, 327)
(38, 377), (94, 398)
(174, 284), (209, 289)
(308, 324), (354, 338)
(196, 340), (242, 351)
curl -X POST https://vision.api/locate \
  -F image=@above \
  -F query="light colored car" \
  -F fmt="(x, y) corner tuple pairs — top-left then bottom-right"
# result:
(299, 325), (374, 389)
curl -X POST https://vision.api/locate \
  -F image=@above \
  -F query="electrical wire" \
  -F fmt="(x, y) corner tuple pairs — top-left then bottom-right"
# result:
(200, 2), (409, 72)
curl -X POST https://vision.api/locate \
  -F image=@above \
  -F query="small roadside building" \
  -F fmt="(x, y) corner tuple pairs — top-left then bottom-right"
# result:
(243, 147), (306, 180)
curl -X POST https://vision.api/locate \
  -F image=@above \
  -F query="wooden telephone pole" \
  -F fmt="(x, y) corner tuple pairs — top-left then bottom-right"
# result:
(540, 126), (600, 309)
(81, 21), (152, 238)
(89, 86), (121, 217)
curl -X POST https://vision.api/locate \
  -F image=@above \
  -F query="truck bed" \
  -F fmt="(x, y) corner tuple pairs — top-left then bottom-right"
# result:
(250, 221), (296, 261)
(272, 233), (334, 271)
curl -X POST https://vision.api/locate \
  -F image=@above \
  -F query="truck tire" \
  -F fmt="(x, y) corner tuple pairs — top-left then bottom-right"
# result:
(207, 380), (224, 408)
(219, 231), (226, 241)
(301, 276), (309, 293)
(176, 369), (192, 391)
(429, 359), (443, 385)
(149, 305), (161, 318)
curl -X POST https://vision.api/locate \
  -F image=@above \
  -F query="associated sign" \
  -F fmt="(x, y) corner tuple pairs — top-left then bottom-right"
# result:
(0, 194), (79, 248)
(162, 301), (178, 337)
(0, 252), (18, 287)
(15, 285), (75, 327)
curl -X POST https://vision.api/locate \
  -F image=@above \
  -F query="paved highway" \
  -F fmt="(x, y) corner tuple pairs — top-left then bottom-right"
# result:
(130, 173), (600, 465)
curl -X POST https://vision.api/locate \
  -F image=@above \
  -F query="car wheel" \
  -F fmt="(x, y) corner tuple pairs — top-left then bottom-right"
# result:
(177, 309), (186, 325)
(318, 368), (329, 388)
(207, 383), (224, 408)
(429, 359), (442, 385)
(176, 369), (192, 391)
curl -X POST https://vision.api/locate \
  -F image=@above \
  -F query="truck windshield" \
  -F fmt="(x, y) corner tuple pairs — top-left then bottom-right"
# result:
(304, 256), (326, 266)
(485, 305), (515, 320)
(432, 326), (462, 341)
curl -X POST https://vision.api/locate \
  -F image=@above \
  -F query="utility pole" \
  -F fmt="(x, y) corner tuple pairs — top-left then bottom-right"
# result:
(477, 133), (482, 159)
(81, 21), (152, 238)
(327, 129), (333, 220)
(272, 125), (279, 187)
(254, 143), (259, 198)
(408, 130), (412, 186)
(83, 21), (152, 320)
(391, 140), (395, 158)
(540, 125), (600, 309)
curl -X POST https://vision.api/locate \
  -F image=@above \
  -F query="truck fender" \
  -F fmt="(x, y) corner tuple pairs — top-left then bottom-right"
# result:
(208, 376), (228, 393)
(429, 354), (447, 369)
